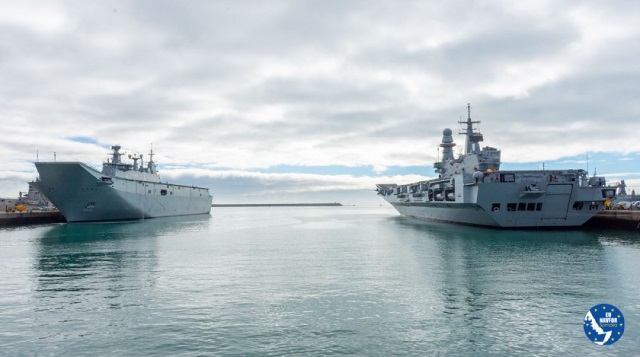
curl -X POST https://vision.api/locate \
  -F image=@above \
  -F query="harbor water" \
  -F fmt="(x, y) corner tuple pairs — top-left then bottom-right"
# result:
(1, 205), (639, 355)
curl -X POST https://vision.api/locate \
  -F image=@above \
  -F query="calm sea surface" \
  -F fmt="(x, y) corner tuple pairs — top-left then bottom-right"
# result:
(1, 205), (639, 356)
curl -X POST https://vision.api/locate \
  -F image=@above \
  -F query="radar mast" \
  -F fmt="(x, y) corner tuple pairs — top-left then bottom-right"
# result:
(147, 144), (156, 174)
(459, 103), (483, 154)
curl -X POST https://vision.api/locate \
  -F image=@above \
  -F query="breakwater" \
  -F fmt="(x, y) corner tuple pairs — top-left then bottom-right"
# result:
(212, 203), (343, 207)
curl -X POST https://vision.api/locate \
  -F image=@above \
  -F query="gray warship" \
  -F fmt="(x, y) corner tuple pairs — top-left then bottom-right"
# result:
(33, 145), (213, 222)
(376, 105), (616, 228)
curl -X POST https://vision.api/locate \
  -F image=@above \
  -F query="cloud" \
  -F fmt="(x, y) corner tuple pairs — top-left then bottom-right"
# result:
(1, 0), (639, 201)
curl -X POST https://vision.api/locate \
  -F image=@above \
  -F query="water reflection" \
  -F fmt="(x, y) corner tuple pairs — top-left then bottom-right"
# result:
(34, 214), (211, 311)
(38, 213), (212, 244)
(384, 216), (637, 354)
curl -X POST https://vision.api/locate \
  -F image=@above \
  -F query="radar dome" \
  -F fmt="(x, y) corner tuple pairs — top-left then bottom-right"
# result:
(440, 128), (454, 145)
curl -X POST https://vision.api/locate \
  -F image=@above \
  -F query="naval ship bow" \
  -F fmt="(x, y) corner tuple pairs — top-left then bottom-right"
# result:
(376, 105), (616, 228)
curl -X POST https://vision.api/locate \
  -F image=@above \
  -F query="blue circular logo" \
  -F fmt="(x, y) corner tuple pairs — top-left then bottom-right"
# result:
(583, 304), (624, 345)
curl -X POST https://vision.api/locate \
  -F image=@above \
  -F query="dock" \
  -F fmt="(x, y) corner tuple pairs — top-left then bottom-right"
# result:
(0, 211), (66, 226)
(584, 210), (640, 231)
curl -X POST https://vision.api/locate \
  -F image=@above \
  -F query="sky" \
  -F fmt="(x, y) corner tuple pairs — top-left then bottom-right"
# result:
(1, 0), (639, 204)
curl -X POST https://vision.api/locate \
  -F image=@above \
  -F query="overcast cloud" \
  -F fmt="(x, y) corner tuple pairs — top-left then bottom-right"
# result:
(1, 0), (639, 203)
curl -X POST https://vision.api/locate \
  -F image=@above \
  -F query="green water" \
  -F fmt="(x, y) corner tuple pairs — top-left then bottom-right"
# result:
(1, 206), (638, 355)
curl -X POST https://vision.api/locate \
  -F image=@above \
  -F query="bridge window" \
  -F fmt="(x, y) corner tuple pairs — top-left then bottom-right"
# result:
(161, 189), (167, 196)
(500, 173), (515, 183)
(602, 189), (615, 198)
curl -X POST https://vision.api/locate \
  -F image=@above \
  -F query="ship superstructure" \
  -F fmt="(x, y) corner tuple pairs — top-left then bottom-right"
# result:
(33, 145), (212, 222)
(376, 105), (616, 228)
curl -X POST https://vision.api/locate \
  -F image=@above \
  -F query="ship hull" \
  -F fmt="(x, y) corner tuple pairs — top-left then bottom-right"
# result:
(33, 162), (212, 223)
(378, 171), (615, 229)
(388, 201), (598, 228)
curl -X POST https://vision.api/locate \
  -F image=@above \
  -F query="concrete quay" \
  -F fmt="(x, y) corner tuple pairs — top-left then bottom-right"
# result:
(0, 211), (66, 226)
(584, 210), (640, 231)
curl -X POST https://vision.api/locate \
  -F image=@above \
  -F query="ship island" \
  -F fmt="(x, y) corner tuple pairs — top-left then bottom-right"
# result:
(376, 105), (616, 228)
(32, 145), (213, 222)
